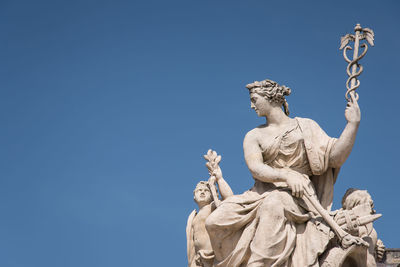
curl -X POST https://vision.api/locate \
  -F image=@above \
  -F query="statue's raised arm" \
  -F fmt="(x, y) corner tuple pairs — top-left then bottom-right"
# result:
(204, 149), (233, 203)
(329, 93), (361, 168)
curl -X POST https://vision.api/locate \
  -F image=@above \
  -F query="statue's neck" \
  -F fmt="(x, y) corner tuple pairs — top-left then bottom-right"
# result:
(197, 201), (210, 210)
(265, 107), (289, 126)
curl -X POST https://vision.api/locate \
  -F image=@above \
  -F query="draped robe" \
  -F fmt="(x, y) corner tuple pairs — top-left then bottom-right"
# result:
(205, 118), (339, 267)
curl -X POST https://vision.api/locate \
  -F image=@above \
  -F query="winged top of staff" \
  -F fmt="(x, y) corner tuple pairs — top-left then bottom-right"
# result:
(340, 26), (375, 50)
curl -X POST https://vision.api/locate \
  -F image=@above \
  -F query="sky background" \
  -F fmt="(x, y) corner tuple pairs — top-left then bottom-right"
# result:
(1, 0), (399, 266)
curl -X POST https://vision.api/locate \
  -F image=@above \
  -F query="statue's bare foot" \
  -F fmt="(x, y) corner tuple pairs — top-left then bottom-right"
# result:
(341, 234), (369, 249)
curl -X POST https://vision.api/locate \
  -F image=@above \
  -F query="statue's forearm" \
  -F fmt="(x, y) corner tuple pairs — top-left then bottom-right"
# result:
(217, 178), (233, 199)
(329, 122), (359, 167)
(248, 161), (287, 184)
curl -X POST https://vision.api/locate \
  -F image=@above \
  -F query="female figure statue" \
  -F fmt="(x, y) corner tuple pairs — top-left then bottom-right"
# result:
(205, 79), (361, 267)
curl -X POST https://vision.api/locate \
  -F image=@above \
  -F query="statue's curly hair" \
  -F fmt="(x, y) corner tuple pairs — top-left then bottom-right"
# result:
(193, 181), (211, 194)
(246, 79), (291, 115)
(341, 188), (374, 210)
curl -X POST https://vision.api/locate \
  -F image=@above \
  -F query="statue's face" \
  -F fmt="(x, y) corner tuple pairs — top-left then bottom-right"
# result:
(194, 184), (212, 205)
(250, 92), (271, 117)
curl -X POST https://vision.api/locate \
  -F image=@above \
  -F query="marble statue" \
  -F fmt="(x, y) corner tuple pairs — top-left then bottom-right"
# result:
(205, 79), (365, 267)
(186, 150), (233, 267)
(186, 24), (383, 267)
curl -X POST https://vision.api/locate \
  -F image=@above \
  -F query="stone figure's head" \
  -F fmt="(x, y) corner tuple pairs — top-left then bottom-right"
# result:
(246, 79), (291, 117)
(342, 188), (374, 211)
(193, 181), (212, 206)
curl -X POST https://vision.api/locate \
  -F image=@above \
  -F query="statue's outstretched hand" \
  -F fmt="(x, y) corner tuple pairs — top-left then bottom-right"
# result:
(345, 94), (361, 123)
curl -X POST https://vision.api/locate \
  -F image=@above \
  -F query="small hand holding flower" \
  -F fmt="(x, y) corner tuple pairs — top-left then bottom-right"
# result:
(212, 166), (223, 181)
(204, 149), (223, 181)
(208, 175), (216, 186)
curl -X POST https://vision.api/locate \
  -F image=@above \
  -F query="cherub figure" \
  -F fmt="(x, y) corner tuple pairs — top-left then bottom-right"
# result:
(334, 188), (385, 266)
(186, 150), (233, 267)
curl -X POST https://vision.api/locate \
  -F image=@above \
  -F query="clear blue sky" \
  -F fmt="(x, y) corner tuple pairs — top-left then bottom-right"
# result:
(1, 1), (399, 266)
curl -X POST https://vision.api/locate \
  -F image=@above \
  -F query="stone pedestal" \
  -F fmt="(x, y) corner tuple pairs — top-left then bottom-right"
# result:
(378, 249), (400, 267)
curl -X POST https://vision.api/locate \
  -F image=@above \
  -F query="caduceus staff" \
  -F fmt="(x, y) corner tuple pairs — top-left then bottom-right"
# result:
(340, 23), (374, 102)
(297, 24), (376, 249)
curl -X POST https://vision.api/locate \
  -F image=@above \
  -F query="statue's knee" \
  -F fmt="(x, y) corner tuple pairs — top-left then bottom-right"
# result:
(205, 211), (220, 233)
(205, 204), (235, 234)
(259, 197), (284, 217)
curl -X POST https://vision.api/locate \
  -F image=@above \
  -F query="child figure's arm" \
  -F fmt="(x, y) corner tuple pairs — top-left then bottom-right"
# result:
(204, 149), (234, 200)
(212, 166), (233, 200)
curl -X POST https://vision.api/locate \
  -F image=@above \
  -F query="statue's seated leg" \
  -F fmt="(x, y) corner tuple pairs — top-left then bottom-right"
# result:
(205, 202), (246, 261)
(247, 190), (303, 267)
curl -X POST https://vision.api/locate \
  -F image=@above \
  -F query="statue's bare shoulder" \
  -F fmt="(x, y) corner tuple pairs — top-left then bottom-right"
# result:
(244, 124), (268, 144)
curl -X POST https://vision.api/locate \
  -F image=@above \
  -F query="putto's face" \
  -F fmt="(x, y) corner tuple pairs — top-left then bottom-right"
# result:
(194, 184), (212, 205)
(250, 92), (271, 117)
